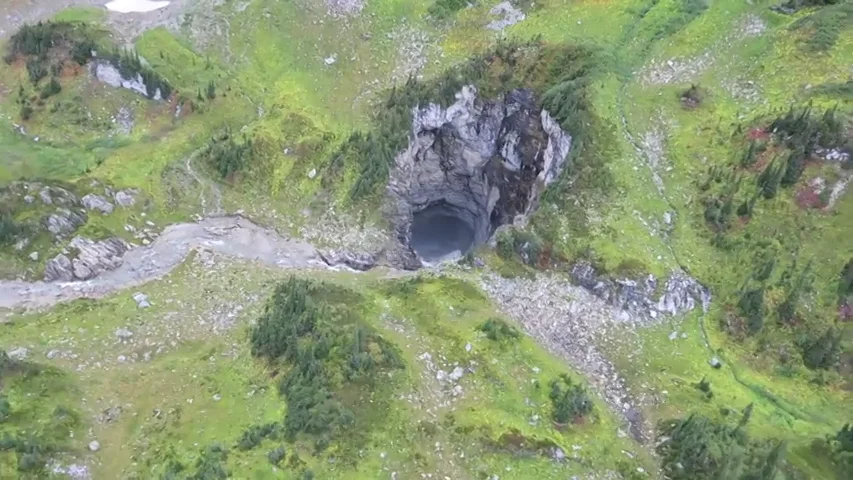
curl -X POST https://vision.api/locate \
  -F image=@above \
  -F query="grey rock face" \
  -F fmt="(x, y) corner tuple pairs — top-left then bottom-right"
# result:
(570, 262), (711, 320)
(387, 85), (571, 266)
(93, 62), (162, 100)
(81, 194), (115, 214)
(43, 237), (130, 282)
(114, 190), (137, 207)
(44, 209), (87, 236)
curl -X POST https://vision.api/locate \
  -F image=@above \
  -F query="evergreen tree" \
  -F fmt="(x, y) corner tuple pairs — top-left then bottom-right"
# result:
(778, 260), (812, 324)
(738, 288), (765, 334)
(39, 76), (61, 99)
(838, 258), (853, 304)
(758, 158), (786, 199)
(801, 328), (842, 370)
(206, 80), (216, 100)
(780, 146), (806, 187)
(758, 441), (786, 480)
(738, 403), (754, 430)
(741, 140), (759, 168)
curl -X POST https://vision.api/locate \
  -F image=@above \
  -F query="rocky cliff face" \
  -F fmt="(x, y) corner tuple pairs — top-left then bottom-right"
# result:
(386, 86), (571, 266)
(570, 262), (712, 321)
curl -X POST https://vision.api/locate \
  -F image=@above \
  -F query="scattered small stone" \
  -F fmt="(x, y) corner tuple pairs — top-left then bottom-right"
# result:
(465, 343), (472, 352)
(308, 168), (317, 179)
(133, 292), (151, 309)
(449, 366), (465, 382)
(213, 394), (222, 402)
(709, 357), (722, 369)
(115, 328), (133, 340)
(88, 441), (100, 452)
(324, 55), (337, 65)
(29, 252), (39, 261)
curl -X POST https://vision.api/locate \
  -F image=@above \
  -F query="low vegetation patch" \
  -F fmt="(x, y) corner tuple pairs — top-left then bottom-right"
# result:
(657, 412), (789, 479)
(250, 277), (403, 452)
(478, 317), (521, 343)
(201, 129), (254, 180)
(0, 351), (82, 474)
(428, 0), (470, 19)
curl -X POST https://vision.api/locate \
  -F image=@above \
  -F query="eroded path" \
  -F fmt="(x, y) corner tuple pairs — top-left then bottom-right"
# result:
(0, 216), (329, 311)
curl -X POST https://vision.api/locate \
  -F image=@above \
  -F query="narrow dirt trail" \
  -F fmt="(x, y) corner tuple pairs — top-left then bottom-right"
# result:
(0, 216), (340, 311)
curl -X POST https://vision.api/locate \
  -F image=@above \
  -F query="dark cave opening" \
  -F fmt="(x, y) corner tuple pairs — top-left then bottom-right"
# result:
(410, 202), (476, 264)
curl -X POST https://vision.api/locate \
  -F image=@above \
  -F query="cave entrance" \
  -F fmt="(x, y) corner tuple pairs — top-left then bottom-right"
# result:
(410, 202), (476, 264)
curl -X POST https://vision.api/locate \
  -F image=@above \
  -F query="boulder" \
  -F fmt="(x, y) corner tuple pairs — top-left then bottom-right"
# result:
(44, 254), (74, 282)
(114, 190), (137, 208)
(81, 194), (115, 214)
(8, 347), (29, 361)
(133, 292), (151, 309)
(44, 209), (86, 236)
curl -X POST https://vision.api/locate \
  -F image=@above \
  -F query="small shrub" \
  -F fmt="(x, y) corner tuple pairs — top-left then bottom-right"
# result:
(549, 374), (593, 425)
(428, 0), (469, 19)
(26, 58), (47, 84)
(188, 444), (228, 480)
(237, 423), (279, 451)
(694, 376), (714, 399)
(0, 211), (24, 246)
(40, 76), (61, 99)
(680, 84), (704, 109)
(0, 396), (10, 422)
(267, 446), (286, 465)
(479, 317), (521, 342)
(495, 228), (543, 267)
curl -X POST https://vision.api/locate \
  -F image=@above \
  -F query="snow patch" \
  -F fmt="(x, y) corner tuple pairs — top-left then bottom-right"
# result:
(106, 0), (171, 14)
